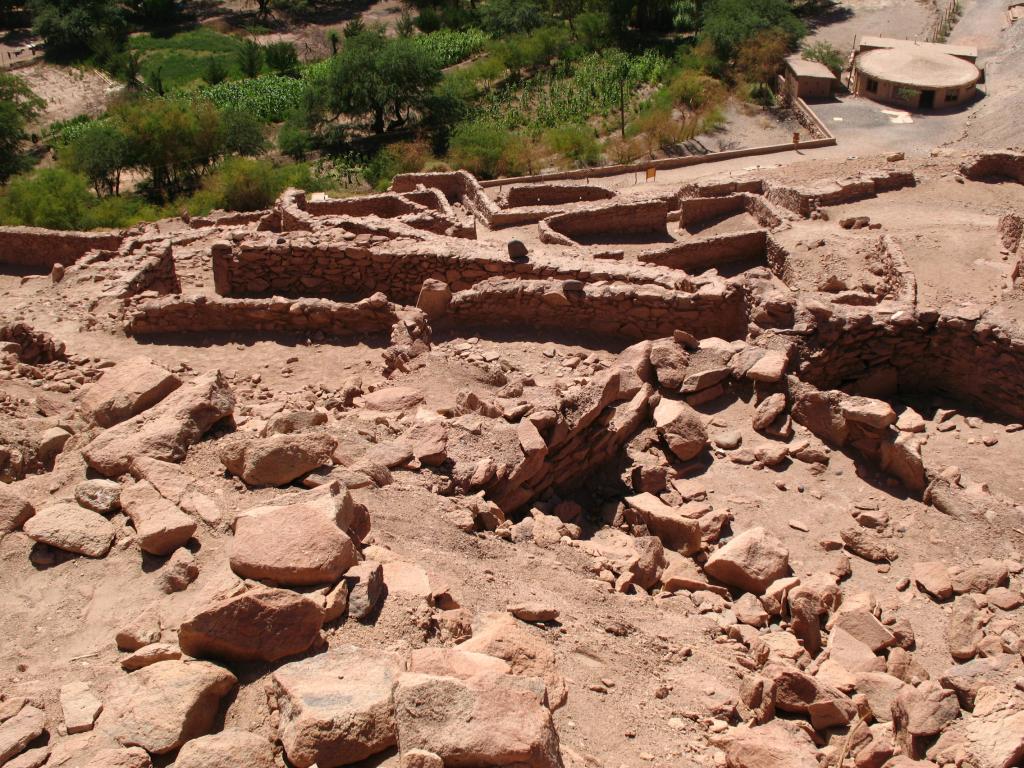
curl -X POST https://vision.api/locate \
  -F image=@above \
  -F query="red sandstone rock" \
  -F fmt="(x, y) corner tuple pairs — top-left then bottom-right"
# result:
(219, 430), (337, 486)
(99, 660), (237, 755)
(174, 730), (276, 768)
(723, 722), (818, 768)
(0, 483), (33, 535)
(394, 671), (562, 768)
(178, 586), (324, 662)
(704, 526), (790, 594)
(120, 480), (196, 555)
(362, 386), (424, 411)
(271, 645), (402, 768)
(230, 497), (358, 586)
(78, 357), (181, 428)
(23, 502), (115, 558)
(83, 371), (234, 477)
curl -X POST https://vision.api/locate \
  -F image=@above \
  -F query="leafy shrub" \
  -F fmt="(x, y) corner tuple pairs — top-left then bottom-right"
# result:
(801, 40), (844, 75)
(415, 7), (442, 32)
(479, 0), (545, 36)
(603, 135), (643, 164)
(265, 41), (300, 76)
(63, 119), (130, 195)
(238, 38), (265, 78)
(221, 108), (267, 156)
(203, 56), (229, 85)
(542, 123), (600, 168)
(278, 120), (311, 159)
(363, 140), (431, 190)
(446, 120), (522, 178)
(0, 168), (93, 229)
(208, 157), (277, 211)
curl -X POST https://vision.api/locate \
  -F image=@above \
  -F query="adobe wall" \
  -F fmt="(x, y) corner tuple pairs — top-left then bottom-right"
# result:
(0, 227), (125, 271)
(125, 293), (403, 338)
(444, 277), (748, 341)
(539, 199), (673, 244)
(797, 303), (1024, 421)
(211, 233), (699, 305)
(189, 210), (266, 229)
(960, 151), (1024, 184)
(679, 179), (765, 199)
(498, 183), (615, 208)
(636, 230), (769, 273)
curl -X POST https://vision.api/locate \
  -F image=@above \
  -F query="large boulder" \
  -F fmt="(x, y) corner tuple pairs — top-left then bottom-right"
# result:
(84, 371), (234, 477)
(23, 502), (115, 558)
(891, 681), (960, 758)
(79, 357), (181, 428)
(178, 586), (324, 663)
(173, 730), (276, 768)
(722, 722), (818, 768)
(271, 645), (402, 768)
(99, 660), (236, 755)
(623, 493), (702, 555)
(120, 480), (196, 556)
(0, 484), (33, 535)
(0, 705), (46, 765)
(229, 495), (358, 586)
(459, 612), (567, 709)
(704, 526), (790, 594)
(219, 431), (337, 487)
(655, 399), (708, 461)
(394, 671), (562, 768)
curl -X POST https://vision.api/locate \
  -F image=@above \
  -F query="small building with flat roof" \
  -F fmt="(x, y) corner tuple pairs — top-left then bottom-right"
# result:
(783, 56), (837, 100)
(851, 37), (981, 109)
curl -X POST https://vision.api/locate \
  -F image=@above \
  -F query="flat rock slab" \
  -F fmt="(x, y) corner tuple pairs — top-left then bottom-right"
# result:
(361, 387), (424, 412)
(59, 681), (102, 734)
(0, 705), (46, 765)
(272, 645), (402, 768)
(173, 730), (276, 768)
(99, 660), (236, 755)
(219, 431), (337, 487)
(83, 371), (234, 478)
(178, 586), (324, 663)
(79, 357), (181, 428)
(394, 672), (561, 768)
(23, 503), (115, 558)
(120, 480), (196, 556)
(704, 526), (790, 594)
(230, 500), (357, 586)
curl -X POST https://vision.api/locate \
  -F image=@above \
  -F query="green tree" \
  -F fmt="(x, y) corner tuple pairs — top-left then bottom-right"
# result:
(265, 41), (299, 76)
(326, 29), (340, 54)
(737, 27), (789, 98)
(324, 30), (441, 133)
(700, 0), (805, 61)
(64, 120), (130, 196)
(0, 73), (44, 183)
(221, 107), (267, 155)
(29, 0), (126, 60)
(1, 168), (93, 229)
(238, 38), (264, 78)
(203, 56), (229, 85)
(480, 0), (545, 35)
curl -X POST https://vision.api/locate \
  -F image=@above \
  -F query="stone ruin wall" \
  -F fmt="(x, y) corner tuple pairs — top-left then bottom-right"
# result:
(0, 226), (125, 271)
(636, 230), (770, 272)
(209, 233), (701, 305)
(960, 151), (1024, 184)
(539, 198), (674, 244)
(497, 183), (615, 208)
(796, 304), (1024, 421)
(676, 192), (783, 230)
(765, 169), (916, 217)
(125, 293), (408, 339)
(444, 277), (749, 342)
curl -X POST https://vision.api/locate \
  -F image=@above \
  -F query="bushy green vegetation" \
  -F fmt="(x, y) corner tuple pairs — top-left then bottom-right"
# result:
(801, 40), (844, 75)
(3, 0), (818, 228)
(0, 73), (45, 183)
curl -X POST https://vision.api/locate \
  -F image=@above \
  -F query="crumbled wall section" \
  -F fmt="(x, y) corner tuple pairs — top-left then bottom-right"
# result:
(125, 293), (403, 338)
(960, 151), (1024, 184)
(0, 227), (125, 271)
(444, 277), (749, 341)
(765, 169), (916, 217)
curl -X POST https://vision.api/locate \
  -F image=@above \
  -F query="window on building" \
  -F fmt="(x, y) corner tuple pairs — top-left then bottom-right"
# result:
(945, 90), (959, 102)
(866, 78), (878, 93)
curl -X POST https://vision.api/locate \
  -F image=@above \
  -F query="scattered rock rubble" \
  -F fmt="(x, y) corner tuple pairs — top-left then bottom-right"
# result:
(1, 150), (1024, 768)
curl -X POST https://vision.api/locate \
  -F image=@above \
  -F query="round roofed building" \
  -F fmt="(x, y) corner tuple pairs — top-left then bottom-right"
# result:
(851, 39), (981, 109)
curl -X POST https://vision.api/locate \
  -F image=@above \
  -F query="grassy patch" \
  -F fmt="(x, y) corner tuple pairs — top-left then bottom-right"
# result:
(130, 27), (245, 90)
